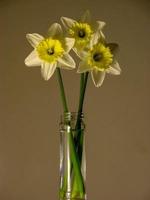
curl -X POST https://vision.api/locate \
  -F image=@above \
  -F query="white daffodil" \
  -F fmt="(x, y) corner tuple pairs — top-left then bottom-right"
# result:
(25, 23), (75, 80)
(77, 32), (121, 87)
(61, 11), (106, 56)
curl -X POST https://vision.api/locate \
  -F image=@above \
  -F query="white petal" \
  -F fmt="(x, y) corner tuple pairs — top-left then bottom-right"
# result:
(25, 50), (41, 67)
(41, 62), (57, 80)
(80, 10), (91, 23)
(90, 31), (100, 47)
(61, 17), (76, 29)
(48, 23), (63, 38)
(58, 54), (76, 69)
(106, 60), (121, 75)
(64, 38), (75, 52)
(91, 69), (106, 87)
(26, 33), (44, 48)
(99, 31), (106, 42)
(96, 21), (106, 30)
(77, 61), (93, 73)
(72, 48), (88, 59)
(92, 21), (106, 43)
(57, 63), (73, 70)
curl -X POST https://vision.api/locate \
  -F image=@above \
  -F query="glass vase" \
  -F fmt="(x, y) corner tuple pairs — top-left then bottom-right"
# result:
(59, 112), (86, 200)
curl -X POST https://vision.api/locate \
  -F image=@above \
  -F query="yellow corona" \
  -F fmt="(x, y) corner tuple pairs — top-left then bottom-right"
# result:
(36, 38), (64, 63)
(69, 22), (93, 48)
(87, 43), (113, 71)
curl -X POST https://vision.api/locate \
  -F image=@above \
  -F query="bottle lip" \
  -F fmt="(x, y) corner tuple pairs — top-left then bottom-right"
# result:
(61, 112), (84, 121)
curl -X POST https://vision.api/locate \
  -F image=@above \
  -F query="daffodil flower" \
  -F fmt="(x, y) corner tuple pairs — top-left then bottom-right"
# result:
(61, 11), (106, 56)
(77, 32), (121, 87)
(25, 23), (75, 80)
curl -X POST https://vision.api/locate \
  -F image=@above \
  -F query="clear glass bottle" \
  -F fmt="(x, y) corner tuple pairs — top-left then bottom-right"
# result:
(59, 112), (86, 200)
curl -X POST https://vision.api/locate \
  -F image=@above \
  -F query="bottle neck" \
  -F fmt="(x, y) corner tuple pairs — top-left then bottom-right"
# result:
(61, 112), (84, 123)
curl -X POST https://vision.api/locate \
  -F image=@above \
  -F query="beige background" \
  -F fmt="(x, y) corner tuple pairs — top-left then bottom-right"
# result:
(0, 0), (150, 199)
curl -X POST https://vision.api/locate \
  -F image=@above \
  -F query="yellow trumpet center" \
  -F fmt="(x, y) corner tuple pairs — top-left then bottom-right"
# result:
(87, 43), (113, 71)
(69, 22), (93, 49)
(36, 38), (64, 63)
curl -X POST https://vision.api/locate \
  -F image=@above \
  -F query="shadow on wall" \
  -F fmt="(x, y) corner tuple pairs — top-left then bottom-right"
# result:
(0, 0), (22, 8)
(132, 0), (150, 13)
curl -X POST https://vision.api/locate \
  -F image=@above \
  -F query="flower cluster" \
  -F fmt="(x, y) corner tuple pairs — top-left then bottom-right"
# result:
(25, 11), (121, 87)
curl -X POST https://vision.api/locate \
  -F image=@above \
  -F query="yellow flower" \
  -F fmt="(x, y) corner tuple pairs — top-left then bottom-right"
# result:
(69, 22), (93, 49)
(25, 23), (75, 80)
(87, 43), (113, 71)
(61, 11), (106, 55)
(77, 32), (121, 87)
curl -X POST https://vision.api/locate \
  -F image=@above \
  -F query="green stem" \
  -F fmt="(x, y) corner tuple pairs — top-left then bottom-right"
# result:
(78, 72), (89, 113)
(56, 68), (68, 113)
(75, 72), (89, 131)
(69, 132), (85, 195)
(74, 73), (87, 160)
(79, 73), (85, 110)
(57, 68), (68, 197)
(71, 72), (89, 196)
